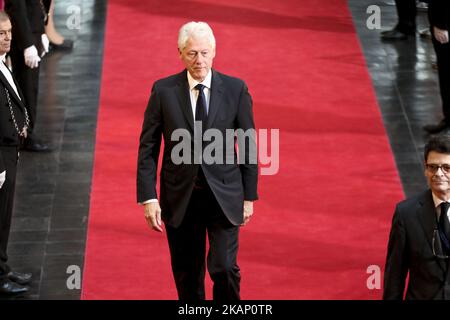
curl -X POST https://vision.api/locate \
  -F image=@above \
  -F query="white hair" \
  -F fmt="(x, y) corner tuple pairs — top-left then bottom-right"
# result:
(178, 21), (216, 51)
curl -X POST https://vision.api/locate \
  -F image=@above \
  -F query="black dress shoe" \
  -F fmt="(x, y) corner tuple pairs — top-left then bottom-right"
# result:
(0, 280), (28, 294)
(22, 140), (52, 152)
(49, 39), (73, 51)
(7, 271), (32, 285)
(424, 120), (449, 134)
(381, 28), (414, 40)
(419, 28), (432, 39)
(417, 1), (428, 11)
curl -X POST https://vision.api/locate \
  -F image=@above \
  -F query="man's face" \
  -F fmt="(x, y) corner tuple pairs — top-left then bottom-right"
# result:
(179, 36), (215, 82)
(0, 19), (11, 55)
(425, 151), (450, 195)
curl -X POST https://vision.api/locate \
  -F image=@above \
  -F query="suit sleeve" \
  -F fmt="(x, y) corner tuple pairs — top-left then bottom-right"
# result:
(383, 205), (409, 300)
(42, 0), (51, 14)
(0, 149), (5, 173)
(428, 0), (449, 30)
(236, 82), (258, 201)
(136, 84), (163, 203)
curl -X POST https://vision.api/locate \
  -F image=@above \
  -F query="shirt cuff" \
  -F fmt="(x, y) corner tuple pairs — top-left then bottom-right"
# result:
(139, 199), (158, 205)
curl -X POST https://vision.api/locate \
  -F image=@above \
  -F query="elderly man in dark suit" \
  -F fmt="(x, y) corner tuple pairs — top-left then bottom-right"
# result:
(384, 135), (450, 299)
(423, 1), (450, 134)
(5, 0), (51, 152)
(0, 11), (32, 295)
(137, 21), (258, 301)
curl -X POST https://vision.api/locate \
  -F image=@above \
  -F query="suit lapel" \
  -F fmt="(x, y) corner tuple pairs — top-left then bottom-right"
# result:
(175, 71), (194, 132)
(175, 69), (224, 132)
(206, 69), (223, 130)
(0, 65), (26, 111)
(418, 190), (447, 272)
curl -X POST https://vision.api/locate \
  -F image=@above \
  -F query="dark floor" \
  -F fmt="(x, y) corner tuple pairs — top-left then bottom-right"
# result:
(349, 0), (440, 196)
(1, 0), (441, 299)
(2, 0), (106, 300)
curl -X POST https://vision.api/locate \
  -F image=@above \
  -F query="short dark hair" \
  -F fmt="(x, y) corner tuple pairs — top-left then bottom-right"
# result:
(424, 135), (450, 161)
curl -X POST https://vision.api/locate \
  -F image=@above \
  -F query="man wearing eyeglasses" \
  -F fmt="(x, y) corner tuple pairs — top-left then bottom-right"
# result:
(384, 135), (450, 299)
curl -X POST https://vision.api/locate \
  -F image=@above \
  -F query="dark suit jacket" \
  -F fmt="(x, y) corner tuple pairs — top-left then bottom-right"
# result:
(384, 189), (450, 300)
(0, 64), (28, 172)
(137, 69), (258, 228)
(428, 0), (450, 30)
(5, 0), (46, 53)
(42, 0), (51, 14)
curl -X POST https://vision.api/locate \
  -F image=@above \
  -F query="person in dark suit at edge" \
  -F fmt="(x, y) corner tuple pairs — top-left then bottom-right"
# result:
(5, 0), (51, 152)
(137, 21), (258, 301)
(384, 135), (450, 299)
(0, 11), (32, 295)
(381, 0), (417, 40)
(423, 1), (450, 134)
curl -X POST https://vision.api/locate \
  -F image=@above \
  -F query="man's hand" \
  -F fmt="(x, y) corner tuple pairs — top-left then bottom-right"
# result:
(241, 201), (253, 226)
(0, 170), (5, 189)
(24, 45), (41, 69)
(20, 126), (28, 139)
(434, 26), (449, 44)
(144, 202), (163, 232)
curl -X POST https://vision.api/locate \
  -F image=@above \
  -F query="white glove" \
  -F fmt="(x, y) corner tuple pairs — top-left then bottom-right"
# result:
(41, 34), (50, 56)
(24, 45), (41, 69)
(0, 170), (5, 189)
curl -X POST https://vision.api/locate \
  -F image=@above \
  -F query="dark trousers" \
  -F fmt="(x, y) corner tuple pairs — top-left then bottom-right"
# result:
(432, 34), (450, 121)
(0, 146), (18, 281)
(9, 39), (41, 142)
(166, 184), (240, 302)
(395, 0), (417, 33)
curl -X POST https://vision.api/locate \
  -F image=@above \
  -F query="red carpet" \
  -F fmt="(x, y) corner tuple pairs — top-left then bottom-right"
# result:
(82, 0), (404, 299)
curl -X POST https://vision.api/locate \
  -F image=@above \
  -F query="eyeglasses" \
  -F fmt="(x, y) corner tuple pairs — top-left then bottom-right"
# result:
(425, 163), (450, 174)
(432, 229), (450, 259)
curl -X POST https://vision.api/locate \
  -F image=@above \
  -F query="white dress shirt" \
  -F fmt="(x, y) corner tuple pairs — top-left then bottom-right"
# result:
(0, 54), (20, 100)
(432, 192), (450, 222)
(140, 70), (213, 205)
(187, 69), (212, 117)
